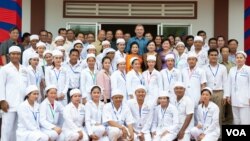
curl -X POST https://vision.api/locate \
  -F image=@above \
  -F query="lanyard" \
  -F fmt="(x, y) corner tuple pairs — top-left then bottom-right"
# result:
(121, 71), (126, 81)
(54, 70), (61, 82)
(136, 72), (143, 85)
(146, 71), (153, 85)
(32, 70), (39, 85)
(32, 111), (38, 121)
(208, 65), (219, 78)
(188, 68), (196, 79)
(49, 104), (55, 119)
(111, 103), (122, 121)
(70, 65), (79, 74)
(89, 71), (96, 84)
(202, 108), (208, 126)
(161, 107), (167, 119)
(166, 70), (173, 85)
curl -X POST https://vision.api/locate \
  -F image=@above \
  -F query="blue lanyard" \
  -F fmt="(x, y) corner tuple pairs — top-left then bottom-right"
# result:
(89, 71), (96, 84)
(202, 109), (208, 126)
(70, 65), (79, 74)
(166, 70), (173, 85)
(54, 70), (61, 82)
(111, 103), (122, 121)
(208, 65), (219, 78)
(32, 111), (38, 121)
(121, 71), (126, 81)
(32, 70), (39, 85)
(161, 107), (167, 119)
(136, 72), (143, 85)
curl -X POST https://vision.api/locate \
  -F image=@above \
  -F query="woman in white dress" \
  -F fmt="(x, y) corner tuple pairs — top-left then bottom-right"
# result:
(85, 85), (109, 141)
(39, 85), (64, 141)
(16, 85), (49, 141)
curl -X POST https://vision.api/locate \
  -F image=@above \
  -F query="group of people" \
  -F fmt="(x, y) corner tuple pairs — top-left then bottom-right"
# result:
(0, 24), (249, 141)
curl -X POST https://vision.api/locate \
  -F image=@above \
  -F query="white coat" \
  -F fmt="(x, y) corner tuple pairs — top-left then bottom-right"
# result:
(189, 50), (208, 68)
(39, 98), (64, 140)
(151, 104), (179, 141)
(126, 69), (144, 98)
(127, 99), (154, 141)
(80, 58), (101, 71)
(111, 70), (127, 101)
(175, 53), (188, 71)
(62, 102), (89, 141)
(22, 47), (36, 67)
(190, 101), (220, 141)
(85, 100), (109, 141)
(45, 66), (69, 105)
(160, 68), (182, 96)
(80, 67), (99, 100)
(142, 69), (162, 105)
(16, 100), (49, 141)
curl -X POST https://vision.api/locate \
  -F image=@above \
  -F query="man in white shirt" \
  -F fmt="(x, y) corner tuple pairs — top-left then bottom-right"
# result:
(172, 82), (194, 141)
(203, 48), (227, 126)
(103, 89), (134, 141)
(22, 34), (39, 67)
(127, 85), (154, 141)
(0, 46), (28, 141)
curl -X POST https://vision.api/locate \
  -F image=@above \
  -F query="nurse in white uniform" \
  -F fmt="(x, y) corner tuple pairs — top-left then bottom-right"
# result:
(111, 58), (127, 101)
(224, 51), (250, 124)
(61, 89), (89, 141)
(39, 85), (64, 141)
(27, 53), (44, 102)
(85, 85), (109, 141)
(126, 57), (144, 99)
(0, 46), (28, 141)
(114, 38), (127, 62)
(80, 44), (101, 71)
(16, 85), (49, 141)
(127, 85), (154, 141)
(22, 34), (39, 67)
(191, 87), (220, 141)
(172, 82), (194, 141)
(142, 55), (162, 105)
(151, 91), (179, 141)
(175, 42), (188, 70)
(160, 54), (182, 96)
(45, 50), (69, 106)
(80, 53), (99, 104)
(103, 89), (135, 141)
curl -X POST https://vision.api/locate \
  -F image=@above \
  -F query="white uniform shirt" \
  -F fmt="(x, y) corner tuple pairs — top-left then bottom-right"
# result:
(126, 69), (144, 97)
(190, 43), (209, 53)
(127, 99), (154, 133)
(0, 62), (28, 112)
(80, 58), (101, 71)
(111, 70), (127, 100)
(197, 102), (220, 135)
(85, 100), (105, 135)
(63, 61), (82, 89)
(114, 50), (126, 64)
(172, 96), (194, 133)
(62, 102), (86, 132)
(203, 64), (227, 90)
(39, 98), (64, 130)
(27, 65), (43, 89)
(80, 67), (98, 100)
(160, 68), (181, 96)
(189, 50), (208, 68)
(175, 53), (188, 71)
(22, 47), (36, 67)
(142, 69), (162, 103)
(151, 104), (179, 135)
(225, 65), (250, 107)
(103, 102), (134, 126)
(181, 66), (206, 105)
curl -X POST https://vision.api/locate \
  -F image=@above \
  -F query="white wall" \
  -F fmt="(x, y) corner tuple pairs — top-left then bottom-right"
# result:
(229, 0), (244, 50)
(22, 0), (31, 33)
(45, 0), (214, 39)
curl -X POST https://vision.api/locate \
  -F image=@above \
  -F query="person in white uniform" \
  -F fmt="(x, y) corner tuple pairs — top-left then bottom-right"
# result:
(22, 34), (39, 67)
(45, 50), (69, 106)
(103, 48), (116, 73)
(191, 87), (220, 141)
(39, 85), (64, 141)
(42, 50), (53, 76)
(36, 41), (47, 67)
(126, 57), (144, 99)
(142, 55), (162, 105)
(16, 85), (49, 141)
(172, 82), (194, 141)
(80, 53), (99, 104)
(80, 44), (101, 71)
(111, 58), (127, 101)
(27, 53), (44, 102)
(96, 40), (111, 63)
(114, 38), (127, 63)
(181, 52), (206, 124)
(127, 85), (154, 141)
(61, 89), (89, 141)
(224, 51), (250, 124)
(85, 85), (109, 141)
(189, 36), (208, 68)
(160, 54), (182, 96)
(151, 91), (179, 141)
(103, 89), (135, 141)
(175, 42), (188, 70)
(0, 46), (28, 141)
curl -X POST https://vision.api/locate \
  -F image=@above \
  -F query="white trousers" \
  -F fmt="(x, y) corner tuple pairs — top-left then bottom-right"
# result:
(232, 106), (250, 124)
(107, 126), (131, 141)
(27, 131), (49, 141)
(63, 128), (89, 141)
(1, 112), (17, 141)
(41, 128), (59, 141)
(190, 127), (219, 141)
(153, 132), (176, 141)
(91, 125), (109, 141)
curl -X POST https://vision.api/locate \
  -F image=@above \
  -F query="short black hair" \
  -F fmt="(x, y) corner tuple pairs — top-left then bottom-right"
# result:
(197, 30), (206, 35)
(9, 26), (19, 33)
(76, 32), (84, 37)
(21, 32), (31, 42)
(48, 32), (53, 36)
(39, 29), (48, 34)
(69, 48), (80, 55)
(167, 34), (175, 38)
(208, 48), (219, 56)
(162, 39), (171, 44)
(208, 37), (217, 44)
(129, 41), (139, 54)
(220, 46), (230, 53)
(228, 39), (238, 45)
(90, 86), (101, 94)
(217, 35), (225, 40)
(58, 28), (66, 34)
(186, 35), (194, 40)
(67, 29), (75, 34)
(102, 56), (111, 64)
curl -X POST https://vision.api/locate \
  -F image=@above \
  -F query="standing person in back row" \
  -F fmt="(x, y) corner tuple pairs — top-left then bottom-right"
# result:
(0, 46), (28, 141)
(125, 24), (148, 55)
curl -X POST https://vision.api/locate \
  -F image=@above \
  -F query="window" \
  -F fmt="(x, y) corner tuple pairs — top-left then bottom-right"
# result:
(160, 24), (191, 38)
(66, 22), (98, 36)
